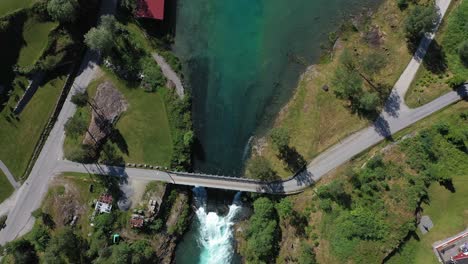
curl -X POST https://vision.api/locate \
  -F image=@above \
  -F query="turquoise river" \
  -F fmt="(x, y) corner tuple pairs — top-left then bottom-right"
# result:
(173, 0), (381, 263)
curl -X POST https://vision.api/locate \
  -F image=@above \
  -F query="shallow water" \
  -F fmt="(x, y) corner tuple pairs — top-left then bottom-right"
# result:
(174, 0), (381, 176)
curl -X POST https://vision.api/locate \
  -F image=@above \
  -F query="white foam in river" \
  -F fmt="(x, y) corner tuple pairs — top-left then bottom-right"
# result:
(193, 187), (241, 264)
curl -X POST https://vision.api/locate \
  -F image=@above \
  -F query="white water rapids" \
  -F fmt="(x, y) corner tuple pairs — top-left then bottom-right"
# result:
(192, 187), (242, 264)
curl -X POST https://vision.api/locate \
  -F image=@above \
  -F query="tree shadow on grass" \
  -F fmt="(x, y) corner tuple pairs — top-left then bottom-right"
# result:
(440, 179), (456, 193)
(423, 40), (447, 74)
(109, 128), (129, 155)
(278, 146), (307, 173)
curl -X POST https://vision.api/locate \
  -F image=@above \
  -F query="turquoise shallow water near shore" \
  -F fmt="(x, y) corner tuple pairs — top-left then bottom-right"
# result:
(174, 0), (381, 176)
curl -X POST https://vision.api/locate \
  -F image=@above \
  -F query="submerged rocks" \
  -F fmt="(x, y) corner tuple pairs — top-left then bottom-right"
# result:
(83, 81), (128, 147)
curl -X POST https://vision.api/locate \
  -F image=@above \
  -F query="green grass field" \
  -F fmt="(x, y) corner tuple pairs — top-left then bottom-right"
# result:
(0, 171), (14, 203)
(386, 173), (468, 264)
(0, 0), (34, 17)
(406, 0), (468, 107)
(17, 18), (58, 67)
(0, 76), (65, 180)
(65, 70), (174, 166)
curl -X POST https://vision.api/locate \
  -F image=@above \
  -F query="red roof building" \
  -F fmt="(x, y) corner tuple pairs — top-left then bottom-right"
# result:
(136, 0), (165, 20)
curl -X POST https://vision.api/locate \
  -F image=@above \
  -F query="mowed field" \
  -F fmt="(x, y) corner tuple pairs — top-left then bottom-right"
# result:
(64, 69), (174, 167)
(17, 18), (58, 67)
(0, 76), (65, 180)
(0, 171), (14, 203)
(0, 0), (34, 17)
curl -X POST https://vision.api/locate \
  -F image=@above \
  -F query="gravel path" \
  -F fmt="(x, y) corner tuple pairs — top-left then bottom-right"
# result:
(152, 53), (184, 98)
(0, 161), (19, 189)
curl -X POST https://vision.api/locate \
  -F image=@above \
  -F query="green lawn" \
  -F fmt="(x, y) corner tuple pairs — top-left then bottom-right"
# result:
(0, 171), (14, 203)
(65, 70), (174, 166)
(386, 173), (468, 264)
(406, 0), (468, 107)
(17, 18), (58, 67)
(0, 0), (34, 17)
(0, 76), (65, 180)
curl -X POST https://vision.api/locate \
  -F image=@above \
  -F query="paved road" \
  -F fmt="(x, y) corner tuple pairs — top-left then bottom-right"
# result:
(0, 0), (117, 245)
(0, 161), (20, 189)
(152, 53), (185, 98)
(0, 0), (463, 245)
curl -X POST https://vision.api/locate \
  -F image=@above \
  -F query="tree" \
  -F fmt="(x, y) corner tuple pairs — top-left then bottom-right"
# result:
(64, 114), (87, 137)
(121, 0), (137, 13)
(141, 59), (165, 92)
(44, 228), (84, 263)
(276, 198), (293, 220)
(47, 0), (78, 23)
(30, 224), (50, 251)
(0, 214), (7, 229)
(362, 52), (387, 75)
(458, 40), (468, 66)
(247, 156), (276, 181)
(404, 5), (439, 41)
(4, 239), (38, 264)
(298, 242), (317, 264)
(270, 127), (290, 152)
(71, 92), (88, 107)
(245, 198), (279, 263)
(85, 27), (114, 54)
(332, 67), (363, 101)
(183, 130), (195, 147)
(358, 92), (380, 112)
(84, 16), (119, 54)
(130, 240), (155, 263)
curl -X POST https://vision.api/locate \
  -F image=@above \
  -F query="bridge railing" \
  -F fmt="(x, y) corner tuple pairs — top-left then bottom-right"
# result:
(170, 171), (263, 183)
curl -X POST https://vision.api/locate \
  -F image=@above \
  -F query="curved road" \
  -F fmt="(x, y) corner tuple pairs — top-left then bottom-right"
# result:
(0, 0), (465, 245)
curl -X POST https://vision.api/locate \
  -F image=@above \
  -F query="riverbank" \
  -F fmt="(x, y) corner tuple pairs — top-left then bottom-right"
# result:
(247, 0), (421, 178)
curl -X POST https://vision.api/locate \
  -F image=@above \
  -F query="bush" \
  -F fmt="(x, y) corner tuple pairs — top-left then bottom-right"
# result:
(458, 40), (468, 66)
(141, 59), (165, 92)
(247, 156), (277, 181)
(244, 198), (279, 263)
(71, 91), (88, 107)
(0, 215), (7, 229)
(404, 5), (439, 41)
(64, 114), (87, 137)
(270, 127), (290, 152)
(446, 75), (465, 88)
(47, 0), (79, 23)
(358, 92), (380, 112)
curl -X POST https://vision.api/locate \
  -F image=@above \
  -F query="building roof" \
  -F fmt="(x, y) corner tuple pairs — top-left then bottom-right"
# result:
(99, 194), (113, 204)
(136, 0), (165, 20)
(130, 215), (144, 228)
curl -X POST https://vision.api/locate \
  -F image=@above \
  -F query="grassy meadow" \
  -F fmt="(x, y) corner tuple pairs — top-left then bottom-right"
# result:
(406, 0), (468, 107)
(0, 76), (65, 179)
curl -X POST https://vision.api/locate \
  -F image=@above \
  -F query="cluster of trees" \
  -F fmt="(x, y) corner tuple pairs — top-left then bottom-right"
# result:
(242, 196), (317, 264)
(314, 111), (468, 262)
(401, 113), (468, 185)
(243, 197), (280, 263)
(165, 93), (194, 171)
(403, 4), (439, 43)
(84, 16), (165, 92)
(331, 49), (384, 115)
(47, 0), (79, 23)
